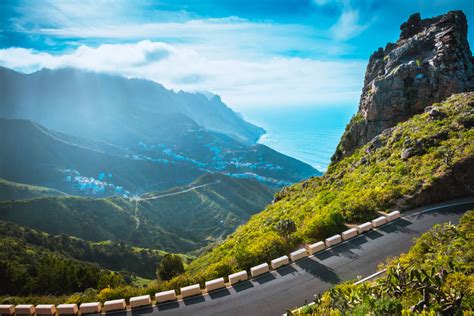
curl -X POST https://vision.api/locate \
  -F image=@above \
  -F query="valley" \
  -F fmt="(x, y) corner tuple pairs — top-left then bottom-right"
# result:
(0, 73), (296, 300)
(0, 173), (276, 253)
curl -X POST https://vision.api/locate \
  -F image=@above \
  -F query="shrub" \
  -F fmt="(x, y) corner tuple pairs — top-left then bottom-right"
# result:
(66, 288), (98, 304)
(97, 272), (125, 290)
(157, 254), (184, 281)
(274, 219), (296, 244)
(372, 298), (403, 315)
(97, 285), (141, 303)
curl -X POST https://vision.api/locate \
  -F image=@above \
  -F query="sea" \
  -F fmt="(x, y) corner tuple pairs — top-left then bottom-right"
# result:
(242, 105), (357, 173)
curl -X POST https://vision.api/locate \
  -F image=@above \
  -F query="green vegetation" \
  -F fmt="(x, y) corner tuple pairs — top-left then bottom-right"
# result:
(0, 223), (130, 296)
(0, 221), (167, 279)
(157, 254), (185, 281)
(0, 173), (276, 301)
(165, 93), (473, 287)
(291, 210), (474, 315)
(275, 219), (297, 245)
(0, 219), (177, 303)
(0, 173), (276, 253)
(0, 178), (65, 201)
(351, 112), (365, 124)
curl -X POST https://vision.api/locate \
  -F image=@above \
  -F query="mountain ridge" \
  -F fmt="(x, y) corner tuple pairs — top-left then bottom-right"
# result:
(0, 117), (204, 195)
(0, 219), (171, 280)
(0, 66), (264, 145)
(0, 76), (320, 190)
(0, 178), (66, 201)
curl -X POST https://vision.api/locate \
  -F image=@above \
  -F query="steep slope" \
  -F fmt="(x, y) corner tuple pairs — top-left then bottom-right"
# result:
(0, 67), (264, 144)
(0, 117), (204, 194)
(175, 92), (473, 284)
(0, 173), (276, 253)
(0, 178), (66, 201)
(0, 220), (167, 279)
(0, 226), (118, 296)
(138, 173), (278, 246)
(333, 11), (474, 162)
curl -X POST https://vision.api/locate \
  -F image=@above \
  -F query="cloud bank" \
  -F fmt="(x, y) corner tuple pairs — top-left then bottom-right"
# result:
(2, 0), (473, 110)
(0, 41), (365, 109)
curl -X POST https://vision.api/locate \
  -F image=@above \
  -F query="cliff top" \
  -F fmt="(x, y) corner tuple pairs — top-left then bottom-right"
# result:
(332, 10), (473, 162)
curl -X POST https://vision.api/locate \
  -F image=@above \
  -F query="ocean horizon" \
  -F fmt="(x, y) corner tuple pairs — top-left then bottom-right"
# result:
(242, 105), (356, 172)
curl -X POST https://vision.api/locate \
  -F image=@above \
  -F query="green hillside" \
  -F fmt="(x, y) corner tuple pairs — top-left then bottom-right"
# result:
(139, 173), (278, 248)
(0, 178), (66, 201)
(0, 173), (276, 253)
(0, 117), (204, 195)
(293, 210), (473, 315)
(0, 220), (169, 279)
(168, 93), (474, 286)
(0, 222), (130, 296)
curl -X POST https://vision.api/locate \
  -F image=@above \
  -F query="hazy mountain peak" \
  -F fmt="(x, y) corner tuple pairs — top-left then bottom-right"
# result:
(0, 66), (264, 144)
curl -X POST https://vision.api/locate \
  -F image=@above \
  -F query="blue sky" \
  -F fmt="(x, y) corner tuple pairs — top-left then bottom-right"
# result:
(1, 0), (473, 109)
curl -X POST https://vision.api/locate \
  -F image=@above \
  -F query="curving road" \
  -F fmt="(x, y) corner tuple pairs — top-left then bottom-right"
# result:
(138, 180), (221, 201)
(108, 197), (474, 316)
(129, 180), (222, 229)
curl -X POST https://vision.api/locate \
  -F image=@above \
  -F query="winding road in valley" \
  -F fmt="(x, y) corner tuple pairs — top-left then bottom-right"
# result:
(137, 180), (221, 201)
(130, 180), (222, 229)
(109, 197), (474, 316)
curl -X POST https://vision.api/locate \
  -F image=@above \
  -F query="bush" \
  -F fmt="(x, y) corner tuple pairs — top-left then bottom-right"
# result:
(66, 288), (98, 305)
(97, 272), (126, 290)
(97, 286), (141, 303)
(274, 219), (296, 244)
(373, 298), (403, 315)
(303, 211), (345, 241)
(157, 254), (185, 281)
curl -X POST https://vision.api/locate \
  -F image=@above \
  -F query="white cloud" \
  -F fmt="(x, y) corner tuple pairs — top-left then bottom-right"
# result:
(0, 41), (365, 109)
(2, 2), (367, 109)
(33, 18), (345, 60)
(330, 7), (370, 41)
(312, 0), (371, 41)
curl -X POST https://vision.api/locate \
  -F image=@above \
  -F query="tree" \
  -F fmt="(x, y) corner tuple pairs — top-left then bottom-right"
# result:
(157, 254), (184, 281)
(97, 271), (125, 290)
(275, 219), (296, 244)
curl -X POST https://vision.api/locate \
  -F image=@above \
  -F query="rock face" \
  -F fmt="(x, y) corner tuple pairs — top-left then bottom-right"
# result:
(332, 10), (474, 162)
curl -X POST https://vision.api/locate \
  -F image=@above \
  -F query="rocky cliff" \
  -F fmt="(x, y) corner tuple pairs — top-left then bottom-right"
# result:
(332, 10), (474, 162)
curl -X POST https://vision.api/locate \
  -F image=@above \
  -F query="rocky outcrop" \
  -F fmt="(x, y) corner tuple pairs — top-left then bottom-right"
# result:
(332, 10), (474, 162)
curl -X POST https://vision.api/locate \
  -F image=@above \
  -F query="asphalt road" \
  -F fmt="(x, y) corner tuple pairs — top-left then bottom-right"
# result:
(111, 197), (474, 316)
